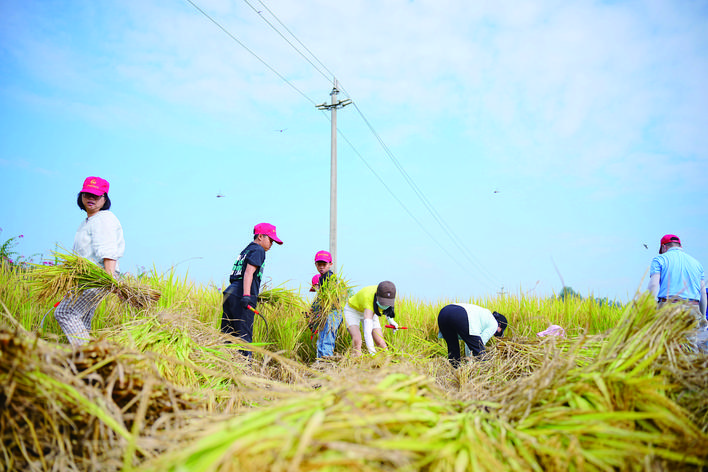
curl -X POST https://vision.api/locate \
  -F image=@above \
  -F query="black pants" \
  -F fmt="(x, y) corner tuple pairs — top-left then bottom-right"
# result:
(437, 304), (485, 367)
(221, 291), (254, 358)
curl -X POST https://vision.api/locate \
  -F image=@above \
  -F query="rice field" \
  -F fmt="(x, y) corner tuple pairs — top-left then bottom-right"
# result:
(1, 259), (708, 471)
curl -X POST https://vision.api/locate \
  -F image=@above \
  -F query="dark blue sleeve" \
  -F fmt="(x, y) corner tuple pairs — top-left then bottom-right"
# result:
(245, 245), (265, 268)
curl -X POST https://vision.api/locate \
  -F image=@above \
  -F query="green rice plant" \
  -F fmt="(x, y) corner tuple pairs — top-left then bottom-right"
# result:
(254, 289), (314, 364)
(144, 266), (222, 324)
(0, 259), (38, 330)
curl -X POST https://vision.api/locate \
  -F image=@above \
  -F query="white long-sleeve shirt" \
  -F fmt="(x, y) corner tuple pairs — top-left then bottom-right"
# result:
(452, 303), (499, 345)
(436, 303), (500, 357)
(73, 210), (125, 272)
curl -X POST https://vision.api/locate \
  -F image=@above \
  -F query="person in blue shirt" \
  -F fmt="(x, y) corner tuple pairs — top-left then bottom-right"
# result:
(221, 223), (282, 358)
(648, 234), (707, 348)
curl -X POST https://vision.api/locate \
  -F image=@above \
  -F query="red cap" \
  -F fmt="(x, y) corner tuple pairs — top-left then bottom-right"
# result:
(660, 234), (680, 245)
(309, 274), (321, 292)
(254, 223), (283, 244)
(81, 176), (109, 196)
(314, 250), (332, 263)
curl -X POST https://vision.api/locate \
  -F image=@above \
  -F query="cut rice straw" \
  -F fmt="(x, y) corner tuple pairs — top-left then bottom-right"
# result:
(28, 250), (161, 310)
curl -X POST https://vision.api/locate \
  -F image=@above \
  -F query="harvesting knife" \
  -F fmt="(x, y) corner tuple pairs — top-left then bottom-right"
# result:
(385, 324), (408, 330)
(246, 304), (270, 333)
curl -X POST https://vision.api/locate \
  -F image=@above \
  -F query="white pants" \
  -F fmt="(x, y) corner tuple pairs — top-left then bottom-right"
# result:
(343, 304), (383, 329)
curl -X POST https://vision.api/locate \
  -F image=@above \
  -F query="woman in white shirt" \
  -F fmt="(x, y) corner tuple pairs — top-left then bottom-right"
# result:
(55, 176), (124, 346)
(437, 303), (507, 367)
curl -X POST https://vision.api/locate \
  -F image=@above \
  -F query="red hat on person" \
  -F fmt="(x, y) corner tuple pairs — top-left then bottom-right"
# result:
(81, 176), (110, 196)
(309, 274), (321, 292)
(660, 234), (680, 245)
(254, 223), (283, 244)
(314, 250), (332, 263)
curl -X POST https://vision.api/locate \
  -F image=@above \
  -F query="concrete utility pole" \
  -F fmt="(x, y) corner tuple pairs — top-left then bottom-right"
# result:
(315, 79), (351, 269)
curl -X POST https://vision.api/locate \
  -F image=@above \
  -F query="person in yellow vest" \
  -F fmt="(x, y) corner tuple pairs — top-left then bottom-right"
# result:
(343, 281), (398, 355)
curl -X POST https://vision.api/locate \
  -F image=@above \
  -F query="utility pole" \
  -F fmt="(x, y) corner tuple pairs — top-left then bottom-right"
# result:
(315, 78), (351, 269)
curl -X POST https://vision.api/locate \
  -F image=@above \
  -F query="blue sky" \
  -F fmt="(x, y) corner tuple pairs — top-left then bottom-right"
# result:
(1, 0), (706, 304)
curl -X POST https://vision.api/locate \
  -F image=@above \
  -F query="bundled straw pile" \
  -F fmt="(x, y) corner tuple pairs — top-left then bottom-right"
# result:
(136, 298), (708, 471)
(3, 278), (708, 471)
(308, 274), (350, 334)
(0, 326), (203, 471)
(29, 252), (161, 310)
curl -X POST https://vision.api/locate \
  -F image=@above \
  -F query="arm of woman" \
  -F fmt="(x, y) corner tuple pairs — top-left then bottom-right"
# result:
(92, 212), (125, 271)
(362, 308), (376, 354)
(103, 258), (117, 276)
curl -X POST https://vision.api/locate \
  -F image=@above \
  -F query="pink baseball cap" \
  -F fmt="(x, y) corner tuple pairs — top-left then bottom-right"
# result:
(660, 234), (680, 245)
(253, 222), (283, 244)
(81, 176), (110, 196)
(314, 250), (332, 263)
(309, 274), (321, 292)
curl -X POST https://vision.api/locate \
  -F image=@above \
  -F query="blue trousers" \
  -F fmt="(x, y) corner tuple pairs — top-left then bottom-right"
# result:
(317, 310), (342, 358)
(221, 290), (254, 359)
(437, 304), (485, 367)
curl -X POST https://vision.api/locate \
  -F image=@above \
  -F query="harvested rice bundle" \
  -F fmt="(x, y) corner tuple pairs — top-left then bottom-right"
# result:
(137, 372), (455, 472)
(28, 251), (161, 310)
(308, 273), (351, 334)
(135, 299), (708, 472)
(257, 285), (308, 313)
(0, 327), (202, 472)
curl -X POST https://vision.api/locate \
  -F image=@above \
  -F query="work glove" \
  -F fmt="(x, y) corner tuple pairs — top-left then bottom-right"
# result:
(386, 316), (399, 332)
(240, 295), (256, 310)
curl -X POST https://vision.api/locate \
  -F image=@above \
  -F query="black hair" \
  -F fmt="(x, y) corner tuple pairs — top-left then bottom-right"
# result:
(372, 298), (395, 318)
(492, 311), (508, 337)
(77, 192), (111, 211)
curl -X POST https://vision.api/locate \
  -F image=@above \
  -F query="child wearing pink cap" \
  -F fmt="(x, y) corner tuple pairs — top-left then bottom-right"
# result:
(309, 250), (343, 358)
(55, 176), (124, 346)
(221, 223), (283, 358)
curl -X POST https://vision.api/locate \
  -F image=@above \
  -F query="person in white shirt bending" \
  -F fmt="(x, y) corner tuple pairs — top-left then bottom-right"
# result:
(437, 303), (508, 367)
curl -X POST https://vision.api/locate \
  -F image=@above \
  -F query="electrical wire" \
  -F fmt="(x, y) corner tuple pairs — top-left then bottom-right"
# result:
(334, 127), (498, 290)
(349, 101), (502, 287)
(185, 0), (502, 290)
(244, 0), (502, 289)
(244, 0), (335, 83)
(184, 0), (318, 107)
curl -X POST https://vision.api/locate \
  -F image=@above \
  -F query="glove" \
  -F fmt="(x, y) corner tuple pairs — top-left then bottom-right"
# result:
(240, 295), (256, 310)
(387, 316), (398, 332)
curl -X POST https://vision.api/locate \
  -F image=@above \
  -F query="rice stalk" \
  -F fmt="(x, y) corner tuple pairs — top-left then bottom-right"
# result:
(27, 251), (161, 310)
(308, 273), (351, 335)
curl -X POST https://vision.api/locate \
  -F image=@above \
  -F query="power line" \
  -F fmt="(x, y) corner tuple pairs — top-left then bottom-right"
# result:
(241, 0), (333, 83)
(348, 101), (502, 287)
(184, 0), (318, 107)
(186, 0), (501, 290)
(243, 1), (501, 288)
(252, 0), (336, 82)
(335, 128), (498, 291)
